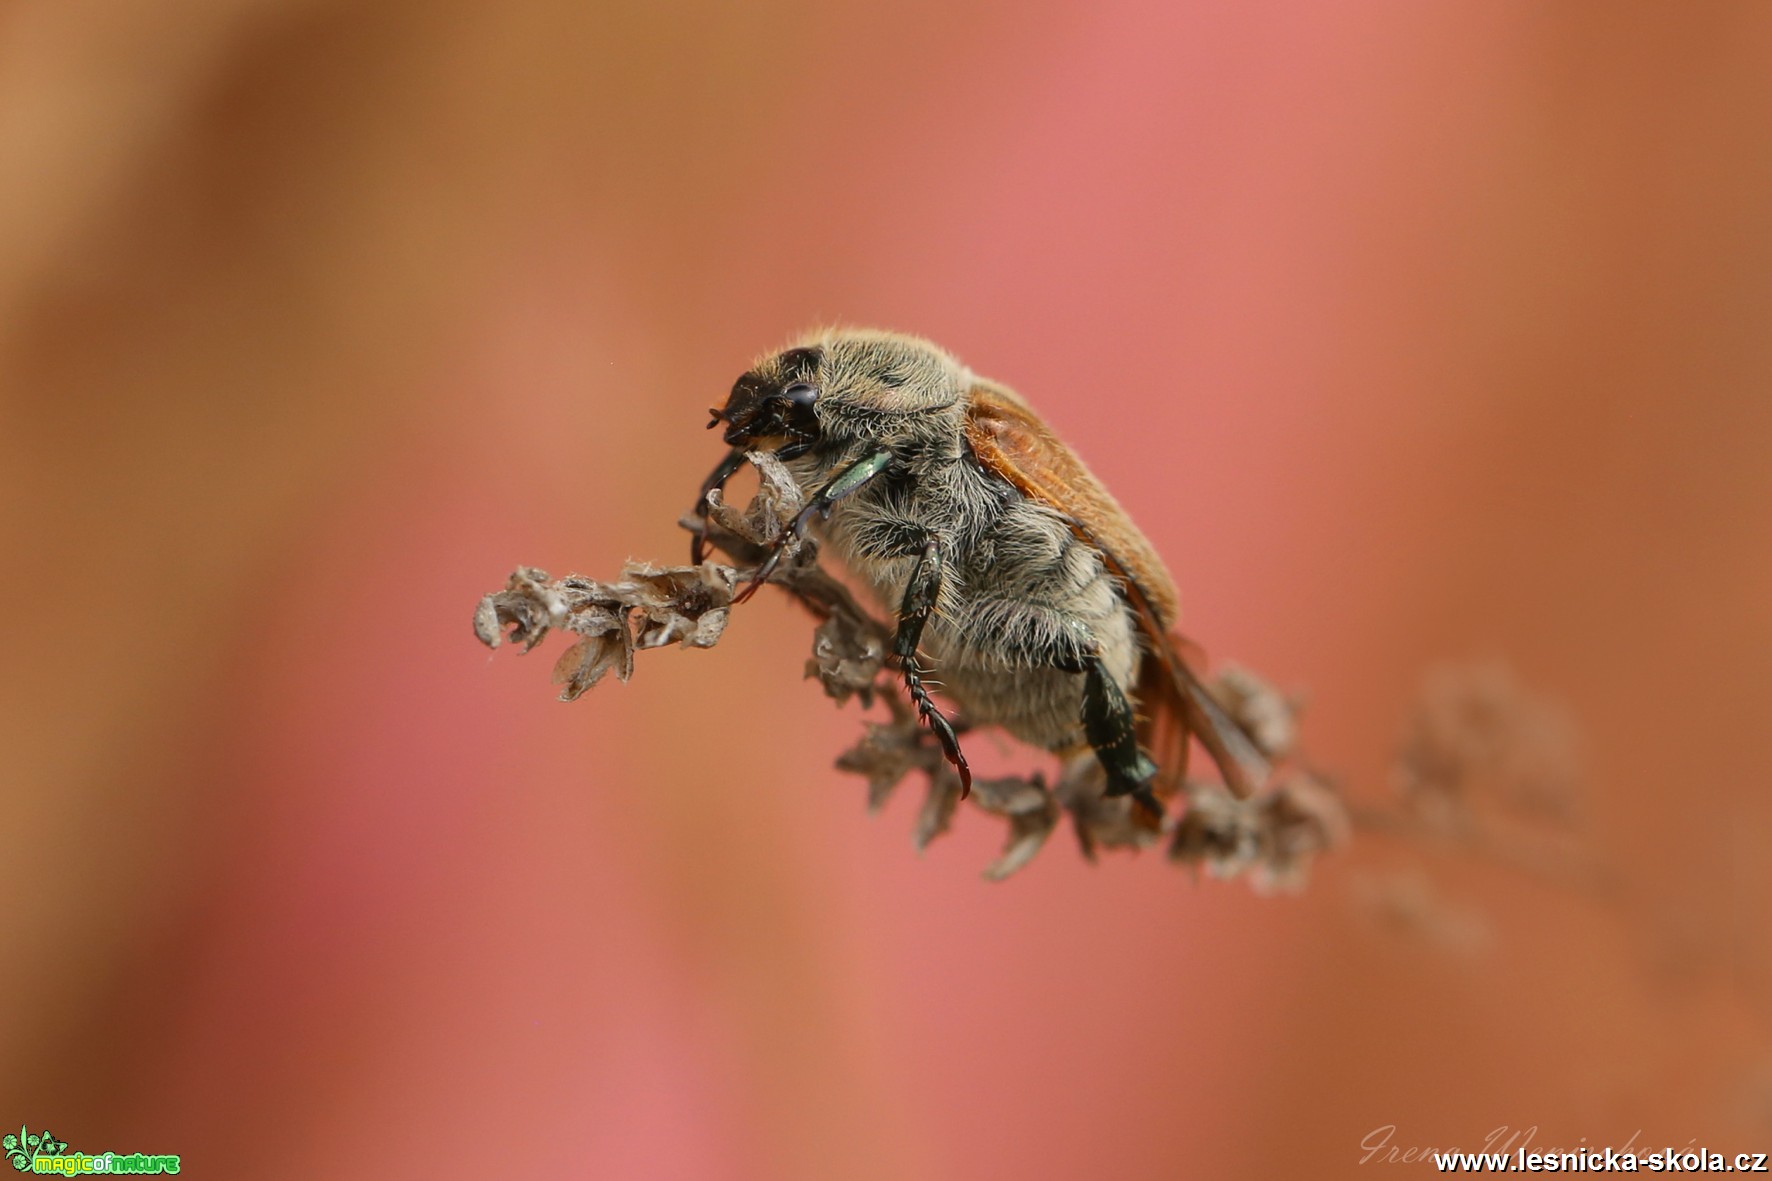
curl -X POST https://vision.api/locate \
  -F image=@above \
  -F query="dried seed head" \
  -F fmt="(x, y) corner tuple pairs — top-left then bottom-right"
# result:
(807, 609), (887, 705)
(476, 560), (737, 702)
(915, 769), (964, 854)
(968, 773), (1061, 881)
(1210, 664), (1302, 761)
(1168, 772), (1350, 892)
(704, 451), (805, 549)
(836, 719), (932, 813)
(1056, 760), (1166, 861)
(1395, 663), (1581, 831)
(474, 566), (568, 651)
(1169, 782), (1264, 880)
(1255, 772), (1352, 892)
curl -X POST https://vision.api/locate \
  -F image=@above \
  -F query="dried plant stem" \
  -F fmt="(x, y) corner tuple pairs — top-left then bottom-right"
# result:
(473, 454), (1593, 902)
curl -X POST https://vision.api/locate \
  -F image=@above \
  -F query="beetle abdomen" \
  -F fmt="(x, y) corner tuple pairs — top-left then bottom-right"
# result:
(828, 481), (1141, 754)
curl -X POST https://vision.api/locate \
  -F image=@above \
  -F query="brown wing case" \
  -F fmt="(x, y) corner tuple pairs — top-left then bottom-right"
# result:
(964, 381), (1263, 798)
(964, 381), (1180, 627)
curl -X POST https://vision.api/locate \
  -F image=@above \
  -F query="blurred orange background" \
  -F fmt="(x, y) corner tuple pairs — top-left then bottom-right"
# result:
(5, 2), (1771, 1177)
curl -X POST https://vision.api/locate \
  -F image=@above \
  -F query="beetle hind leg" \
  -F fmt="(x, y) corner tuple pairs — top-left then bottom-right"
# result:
(1068, 649), (1161, 812)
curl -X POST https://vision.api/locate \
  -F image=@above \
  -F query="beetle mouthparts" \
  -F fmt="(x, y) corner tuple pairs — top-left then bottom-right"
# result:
(706, 408), (725, 429)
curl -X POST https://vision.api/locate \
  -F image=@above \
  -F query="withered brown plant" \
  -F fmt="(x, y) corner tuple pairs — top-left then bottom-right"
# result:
(474, 453), (1350, 884)
(474, 453), (1579, 895)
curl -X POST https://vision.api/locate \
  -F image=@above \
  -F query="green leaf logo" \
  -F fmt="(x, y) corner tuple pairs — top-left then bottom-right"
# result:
(5, 1126), (68, 1171)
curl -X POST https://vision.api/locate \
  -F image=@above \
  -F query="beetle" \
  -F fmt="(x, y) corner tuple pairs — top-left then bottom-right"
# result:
(692, 329), (1265, 814)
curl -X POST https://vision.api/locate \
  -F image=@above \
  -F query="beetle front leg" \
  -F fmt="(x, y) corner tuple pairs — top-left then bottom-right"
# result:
(688, 448), (748, 565)
(892, 538), (972, 797)
(734, 448), (893, 603)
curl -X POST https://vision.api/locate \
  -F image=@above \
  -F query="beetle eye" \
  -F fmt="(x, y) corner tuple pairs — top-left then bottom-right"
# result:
(780, 382), (819, 408)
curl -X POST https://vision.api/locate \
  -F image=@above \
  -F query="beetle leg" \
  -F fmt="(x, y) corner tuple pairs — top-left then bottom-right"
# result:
(688, 448), (748, 565)
(1060, 644), (1162, 815)
(734, 448), (893, 603)
(892, 538), (972, 797)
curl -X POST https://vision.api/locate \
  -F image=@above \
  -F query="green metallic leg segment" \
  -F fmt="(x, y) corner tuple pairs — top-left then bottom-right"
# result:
(734, 449), (893, 602)
(892, 539), (972, 797)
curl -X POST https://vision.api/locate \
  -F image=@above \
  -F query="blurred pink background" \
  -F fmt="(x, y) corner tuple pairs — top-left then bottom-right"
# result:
(5, 2), (1771, 1177)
